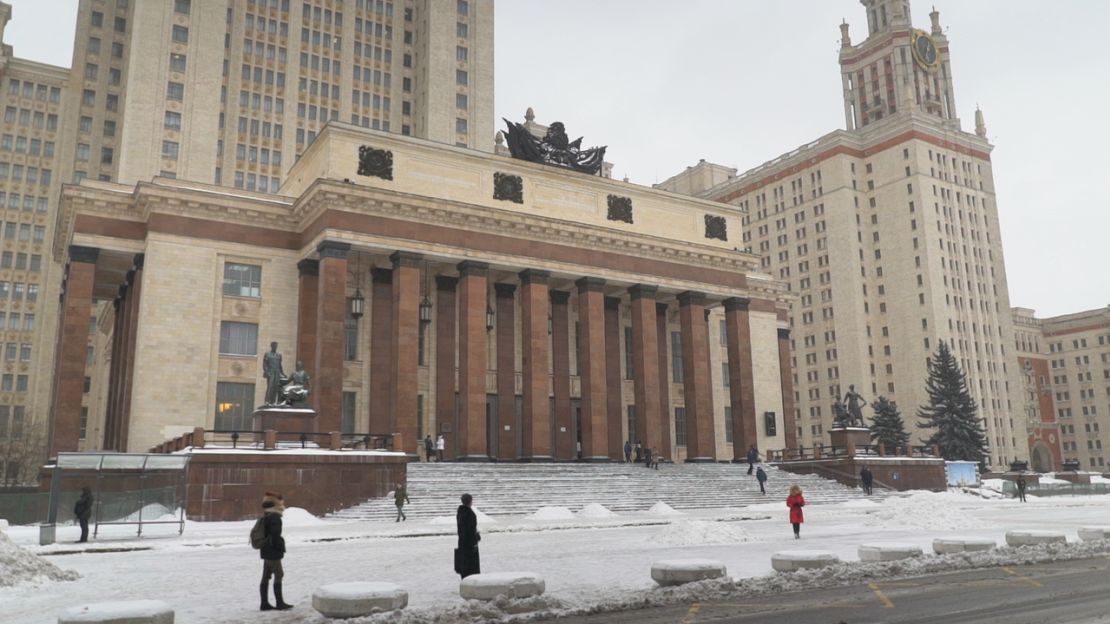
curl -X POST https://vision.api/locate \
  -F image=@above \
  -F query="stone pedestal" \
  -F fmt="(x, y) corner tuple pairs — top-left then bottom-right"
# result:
(829, 427), (871, 453)
(253, 407), (318, 443)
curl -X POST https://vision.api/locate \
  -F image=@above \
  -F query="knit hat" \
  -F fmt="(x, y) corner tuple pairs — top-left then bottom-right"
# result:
(262, 491), (285, 511)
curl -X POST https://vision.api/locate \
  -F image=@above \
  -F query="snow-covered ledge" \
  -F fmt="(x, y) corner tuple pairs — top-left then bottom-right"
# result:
(312, 582), (408, 618)
(459, 572), (545, 600)
(771, 550), (839, 572)
(1078, 526), (1110, 542)
(932, 537), (996, 554)
(858, 544), (923, 562)
(651, 559), (727, 586)
(1005, 530), (1067, 547)
(58, 600), (174, 624)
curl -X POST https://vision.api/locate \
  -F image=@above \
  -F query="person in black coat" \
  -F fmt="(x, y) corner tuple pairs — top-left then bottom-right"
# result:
(259, 492), (293, 611)
(860, 465), (874, 495)
(73, 486), (93, 543)
(455, 493), (481, 578)
(746, 445), (759, 475)
(755, 466), (768, 494)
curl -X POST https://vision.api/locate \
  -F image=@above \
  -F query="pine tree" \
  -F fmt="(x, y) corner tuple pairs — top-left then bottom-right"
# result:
(916, 340), (988, 462)
(869, 395), (910, 450)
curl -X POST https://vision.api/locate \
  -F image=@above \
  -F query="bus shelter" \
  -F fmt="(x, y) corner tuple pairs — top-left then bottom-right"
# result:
(40, 452), (190, 545)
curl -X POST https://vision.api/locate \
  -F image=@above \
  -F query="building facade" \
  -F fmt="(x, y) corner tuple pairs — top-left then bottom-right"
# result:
(51, 124), (795, 463)
(1013, 306), (1109, 472)
(658, 0), (1024, 469)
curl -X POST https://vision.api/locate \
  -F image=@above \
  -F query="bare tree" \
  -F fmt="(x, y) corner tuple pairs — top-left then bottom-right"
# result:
(0, 419), (48, 488)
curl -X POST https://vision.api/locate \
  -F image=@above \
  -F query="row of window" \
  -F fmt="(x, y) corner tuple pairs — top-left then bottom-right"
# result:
(0, 222), (45, 243)
(1, 108), (59, 133)
(0, 405), (25, 440)
(5, 79), (62, 104)
(0, 373), (29, 391)
(0, 312), (34, 332)
(0, 193), (48, 214)
(0, 135), (56, 158)
(0, 163), (55, 188)
(0, 252), (42, 272)
(0, 282), (39, 302)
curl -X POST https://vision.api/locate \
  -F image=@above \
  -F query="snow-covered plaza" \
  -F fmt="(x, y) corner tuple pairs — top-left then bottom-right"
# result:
(4, 484), (1110, 624)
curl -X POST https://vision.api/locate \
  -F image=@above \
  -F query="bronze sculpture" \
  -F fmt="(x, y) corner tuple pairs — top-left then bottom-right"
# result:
(262, 342), (285, 406)
(502, 118), (607, 175)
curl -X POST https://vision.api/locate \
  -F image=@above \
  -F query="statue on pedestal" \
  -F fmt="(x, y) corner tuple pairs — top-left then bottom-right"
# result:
(832, 398), (850, 428)
(281, 360), (311, 408)
(263, 341), (285, 406)
(843, 384), (867, 428)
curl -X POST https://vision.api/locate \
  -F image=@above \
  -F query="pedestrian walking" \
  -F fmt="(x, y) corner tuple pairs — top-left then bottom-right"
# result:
(787, 484), (805, 539)
(624, 440), (632, 463)
(394, 482), (411, 521)
(1016, 475), (1027, 502)
(650, 448), (660, 469)
(424, 435), (435, 462)
(755, 466), (768, 494)
(436, 434), (446, 462)
(454, 493), (481, 578)
(73, 486), (93, 543)
(634, 443), (642, 463)
(860, 465), (874, 495)
(256, 492), (293, 611)
(746, 445), (759, 475)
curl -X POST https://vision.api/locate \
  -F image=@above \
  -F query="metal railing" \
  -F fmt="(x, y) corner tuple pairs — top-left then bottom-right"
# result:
(148, 427), (395, 453)
(769, 443), (938, 462)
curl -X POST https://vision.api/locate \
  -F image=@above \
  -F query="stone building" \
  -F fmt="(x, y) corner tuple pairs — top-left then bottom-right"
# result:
(1013, 306), (1110, 472)
(658, 0), (1025, 469)
(50, 123), (795, 463)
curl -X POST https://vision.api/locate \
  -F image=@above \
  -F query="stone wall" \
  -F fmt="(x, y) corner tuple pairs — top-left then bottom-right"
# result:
(775, 456), (946, 492)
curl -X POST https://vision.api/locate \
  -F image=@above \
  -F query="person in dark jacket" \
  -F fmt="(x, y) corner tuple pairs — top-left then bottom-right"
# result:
(755, 466), (768, 494)
(394, 482), (411, 522)
(1015, 475), (1027, 502)
(643, 446), (653, 468)
(259, 492), (293, 611)
(746, 445), (759, 475)
(860, 465), (874, 495)
(624, 440), (632, 463)
(73, 486), (93, 543)
(787, 484), (805, 539)
(455, 493), (480, 578)
(424, 435), (435, 462)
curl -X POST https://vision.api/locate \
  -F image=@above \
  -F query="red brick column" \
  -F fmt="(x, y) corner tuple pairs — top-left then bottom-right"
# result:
(629, 285), (661, 455)
(550, 290), (573, 461)
(434, 275), (458, 459)
(49, 246), (98, 457)
(295, 259), (319, 406)
(778, 326), (798, 450)
(117, 255), (144, 451)
(495, 282), (517, 460)
(724, 297), (758, 462)
(656, 302), (673, 460)
(604, 296), (623, 459)
(678, 291), (714, 462)
(576, 277), (609, 462)
(456, 261), (489, 461)
(314, 241), (349, 436)
(391, 251), (422, 457)
(519, 270), (551, 461)
(369, 268), (393, 435)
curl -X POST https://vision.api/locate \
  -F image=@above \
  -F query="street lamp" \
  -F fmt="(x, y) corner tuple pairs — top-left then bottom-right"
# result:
(348, 254), (365, 319)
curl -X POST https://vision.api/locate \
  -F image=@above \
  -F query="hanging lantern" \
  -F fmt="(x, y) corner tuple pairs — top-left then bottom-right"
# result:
(419, 295), (432, 323)
(348, 287), (365, 319)
(486, 304), (495, 332)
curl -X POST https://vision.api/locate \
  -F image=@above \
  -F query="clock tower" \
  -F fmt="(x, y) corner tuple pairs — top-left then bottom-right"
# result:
(839, 1), (959, 130)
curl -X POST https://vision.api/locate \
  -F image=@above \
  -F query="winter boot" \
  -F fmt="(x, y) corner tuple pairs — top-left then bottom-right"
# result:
(260, 582), (274, 611)
(274, 582), (294, 610)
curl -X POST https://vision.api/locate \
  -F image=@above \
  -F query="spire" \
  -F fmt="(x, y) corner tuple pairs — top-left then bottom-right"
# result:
(974, 106), (987, 138)
(840, 20), (851, 48)
(930, 6), (942, 35)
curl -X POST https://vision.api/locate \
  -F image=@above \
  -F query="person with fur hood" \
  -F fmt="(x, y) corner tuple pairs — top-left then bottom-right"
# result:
(258, 492), (294, 611)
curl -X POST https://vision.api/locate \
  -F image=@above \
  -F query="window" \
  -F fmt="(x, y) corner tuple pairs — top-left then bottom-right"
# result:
(115, 17), (127, 33)
(723, 362), (730, 387)
(91, 11), (103, 28)
(172, 25), (189, 44)
(456, 70), (468, 85)
(88, 37), (101, 54)
(456, 93), (468, 110)
(103, 120), (116, 137)
(164, 110), (182, 131)
(344, 315), (359, 361)
(222, 262), (261, 297)
(671, 331), (684, 383)
(456, 22), (468, 37)
(175, 0), (191, 15)
(84, 63), (99, 81)
(674, 407), (687, 446)
(170, 53), (187, 72)
(624, 327), (634, 380)
(725, 406), (733, 443)
(341, 392), (356, 434)
(456, 46), (468, 61)
(19, 344), (31, 362)
(764, 411), (777, 436)
(218, 321), (258, 355)
(167, 82), (184, 101)
(215, 382), (254, 430)
(162, 140), (180, 160)
(455, 118), (467, 134)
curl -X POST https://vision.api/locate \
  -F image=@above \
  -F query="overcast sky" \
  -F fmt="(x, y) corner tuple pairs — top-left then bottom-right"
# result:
(5, 0), (1107, 318)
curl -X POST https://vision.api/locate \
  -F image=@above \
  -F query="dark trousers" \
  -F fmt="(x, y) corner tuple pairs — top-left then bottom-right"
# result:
(1017, 490), (1026, 502)
(863, 483), (872, 495)
(78, 518), (89, 542)
(396, 504), (406, 521)
(792, 522), (801, 537)
(747, 460), (754, 475)
(261, 559), (284, 583)
(437, 450), (444, 461)
(758, 480), (766, 494)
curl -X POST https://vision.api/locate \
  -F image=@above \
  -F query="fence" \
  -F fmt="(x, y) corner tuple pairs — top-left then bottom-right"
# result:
(148, 427), (395, 453)
(768, 443), (938, 462)
(997, 480), (1110, 498)
(0, 485), (180, 527)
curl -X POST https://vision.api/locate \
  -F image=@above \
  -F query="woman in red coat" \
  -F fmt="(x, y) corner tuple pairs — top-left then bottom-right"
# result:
(787, 484), (805, 539)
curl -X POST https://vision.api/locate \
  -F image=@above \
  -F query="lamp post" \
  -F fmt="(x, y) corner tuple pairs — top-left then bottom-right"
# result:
(486, 303), (495, 332)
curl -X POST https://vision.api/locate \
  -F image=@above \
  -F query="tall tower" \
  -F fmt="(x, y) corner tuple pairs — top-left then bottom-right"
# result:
(840, 0), (957, 130)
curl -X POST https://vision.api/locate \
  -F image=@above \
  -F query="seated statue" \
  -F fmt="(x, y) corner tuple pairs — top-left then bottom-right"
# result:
(278, 360), (311, 407)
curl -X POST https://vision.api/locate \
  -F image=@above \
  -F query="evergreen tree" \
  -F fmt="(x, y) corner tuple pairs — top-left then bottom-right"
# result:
(869, 395), (910, 450)
(916, 340), (988, 462)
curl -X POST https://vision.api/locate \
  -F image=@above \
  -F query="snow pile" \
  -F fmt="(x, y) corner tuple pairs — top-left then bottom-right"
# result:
(864, 491), (994, 530)
(0, 518), (8, 533)
(528, 506), (575, 521)
(1091, 475), (1110, 484)
(647, 502), (683, 516)
(650, 520), (752, 546)
(429, 506), (497, 526)
(576, 503), (617, 519)
(1038, 475), (1070, 485)
(282, 507), (324, 526)
(834, 499), (882, 510)
(122, 503), (176, 522)
(0, 530), (80, 587)
(343, 593), (567, 623)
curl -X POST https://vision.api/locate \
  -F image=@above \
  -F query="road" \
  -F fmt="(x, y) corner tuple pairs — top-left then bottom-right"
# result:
(551, 555), (1110, 624)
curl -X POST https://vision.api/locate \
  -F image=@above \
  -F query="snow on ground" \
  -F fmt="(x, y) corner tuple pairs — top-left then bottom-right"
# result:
(576, 503), (616, 518)
(647, 501), (683, 516)
(0, 529), (80, 588)
(4, 491), (1110, 624)
(528, 507), (574, 521)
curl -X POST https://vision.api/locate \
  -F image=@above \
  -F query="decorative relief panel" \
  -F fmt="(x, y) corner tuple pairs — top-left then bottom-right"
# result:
(606, 194), (633, 224)
(704, 214), (728, 241)
(357, 146), (393, 180)
(493, 172), (524, 204)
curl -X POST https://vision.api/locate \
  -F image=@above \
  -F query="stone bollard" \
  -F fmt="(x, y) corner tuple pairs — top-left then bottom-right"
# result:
(328, 431), (342, 450)
(878, 442), (886, 456)
(58, 600), (174, 624)
(264, 430), (277, 449)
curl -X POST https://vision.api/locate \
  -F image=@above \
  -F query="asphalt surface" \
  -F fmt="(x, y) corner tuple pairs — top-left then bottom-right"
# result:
(550, 555), (1110, 624)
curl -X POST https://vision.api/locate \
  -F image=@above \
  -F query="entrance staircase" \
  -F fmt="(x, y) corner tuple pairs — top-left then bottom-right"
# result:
(329, 461), (890, 522)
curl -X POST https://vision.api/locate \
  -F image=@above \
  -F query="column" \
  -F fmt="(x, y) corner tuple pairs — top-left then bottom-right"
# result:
(576, 277), (609, 461)
(456, 261), (489, 460)
(678, 291), (715, 462)
(519, 270), (551, 461)
(391, 251), (421, 457)
(295, 259), (319, 397)
(724, 297), (758, 462)
(49, 246), (98, 457)
(604, 296), (623, 459)
(495, 282), (517, 460)
(434, 275), (458, 459)
(629, 285), (661, 454)
(778, 326), (799, 450)
(117, 255), (144, 451)
(368, 268), (393, 434)
(550, 290), (573, 461)
(314, 241), (349, 436)
(656, 302), (673, 459)
(102, 295), (123, 449)
(703, 308), (715, 455)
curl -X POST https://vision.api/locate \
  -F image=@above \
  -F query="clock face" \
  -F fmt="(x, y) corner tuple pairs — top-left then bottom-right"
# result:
(913, 31), (938, 67)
